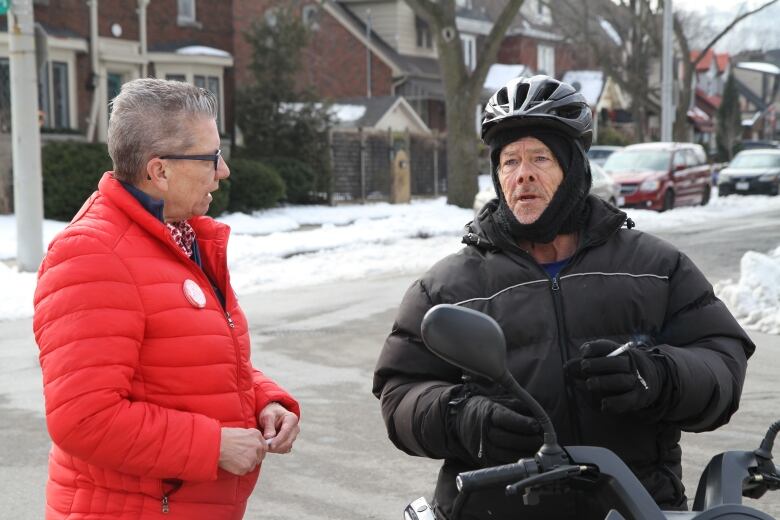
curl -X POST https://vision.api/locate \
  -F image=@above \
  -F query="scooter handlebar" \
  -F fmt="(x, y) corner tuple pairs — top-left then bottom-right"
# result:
(456, 458), (539, 493)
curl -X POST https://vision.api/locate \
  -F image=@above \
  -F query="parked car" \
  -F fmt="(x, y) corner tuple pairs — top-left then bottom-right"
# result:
(718, 149), (780, 196)
(472, 158), (623, 214)
(587, 145), (624, 166)
(736, 140), (780, 151)
(602, 142), (712, 212)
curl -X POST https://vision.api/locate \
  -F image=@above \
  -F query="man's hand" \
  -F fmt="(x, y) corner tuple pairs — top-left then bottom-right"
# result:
(565, 339), (667, 414)
(258, 402), (300, 454)
(453, 395), (542, 467)
(218, 427), (267, 475)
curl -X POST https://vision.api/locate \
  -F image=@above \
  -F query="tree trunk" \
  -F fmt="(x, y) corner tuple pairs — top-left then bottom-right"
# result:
(673, 16), (693, 142)
(444, 99), (480, 208)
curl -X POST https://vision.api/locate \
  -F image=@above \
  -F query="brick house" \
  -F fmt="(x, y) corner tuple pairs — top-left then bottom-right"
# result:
(231, 0), (570, 133)
(0, 0), (235, 141)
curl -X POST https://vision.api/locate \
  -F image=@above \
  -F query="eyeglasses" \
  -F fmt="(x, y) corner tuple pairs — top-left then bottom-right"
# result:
(160, 149), (222, 172)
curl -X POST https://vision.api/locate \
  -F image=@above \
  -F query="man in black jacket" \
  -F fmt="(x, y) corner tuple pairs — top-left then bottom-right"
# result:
(373, 75), (753, 520)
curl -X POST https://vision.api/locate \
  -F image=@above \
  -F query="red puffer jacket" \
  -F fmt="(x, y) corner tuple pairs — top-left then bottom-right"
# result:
(33, 173), (300, 519)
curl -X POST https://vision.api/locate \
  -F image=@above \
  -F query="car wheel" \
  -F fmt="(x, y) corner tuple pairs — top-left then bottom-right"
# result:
(700, 185), (711, 206)
(661, 189), (675, 212)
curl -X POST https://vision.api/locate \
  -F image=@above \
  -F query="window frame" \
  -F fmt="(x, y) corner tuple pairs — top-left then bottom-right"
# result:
(155, 64), (226, 133)
(177, 0), (198, 26)
(460, 34), (477, 72)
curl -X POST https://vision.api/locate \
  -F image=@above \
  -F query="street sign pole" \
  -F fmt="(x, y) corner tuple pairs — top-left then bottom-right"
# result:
(661, 0), (675, 142)
(8, 0), (44, 272)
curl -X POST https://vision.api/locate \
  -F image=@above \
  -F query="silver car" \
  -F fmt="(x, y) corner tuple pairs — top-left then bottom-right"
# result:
(588, 145), (624, 166)
(473, 159), (623, 214)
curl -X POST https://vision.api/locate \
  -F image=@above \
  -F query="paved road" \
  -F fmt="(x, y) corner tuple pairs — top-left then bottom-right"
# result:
(1, 206), (779, 519)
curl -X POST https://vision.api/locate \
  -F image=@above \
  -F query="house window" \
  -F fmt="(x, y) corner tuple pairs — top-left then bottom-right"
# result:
(302, 5), (319, 30)
(194, 74), (221, 124)
(36, 61), (71, 129)
(0, 58), (10, 132)
(537, 44), (555, 77)
(107, 72), (123, 115)
(159, 69), (225, 132)
(177, 0), (197, 25)
(416, 16), (432, 49)
(51, 61), (70, 129)
(461, 34), (476, 72)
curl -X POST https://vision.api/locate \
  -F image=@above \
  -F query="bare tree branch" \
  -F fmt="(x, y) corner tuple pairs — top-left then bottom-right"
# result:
(692, 0), (779, 67)
(470, 0), (526, 97)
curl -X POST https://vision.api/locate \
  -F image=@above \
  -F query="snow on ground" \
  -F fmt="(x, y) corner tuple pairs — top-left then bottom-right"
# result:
(2, 192), (780, 335)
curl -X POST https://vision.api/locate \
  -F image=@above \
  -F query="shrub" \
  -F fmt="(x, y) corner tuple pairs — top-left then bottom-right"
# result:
(207, 178), (231, 217)
(226, 158), (285, 213)
(42, 141), (113, 221)
(595, 126), (633, 147)
(263, 157), (319, 204)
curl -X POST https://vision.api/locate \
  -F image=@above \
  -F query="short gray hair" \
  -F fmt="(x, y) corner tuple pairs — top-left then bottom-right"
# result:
(107, 78), (218, 183)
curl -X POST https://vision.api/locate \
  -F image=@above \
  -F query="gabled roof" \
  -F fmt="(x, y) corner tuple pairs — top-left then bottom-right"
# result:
(331, 95), (431, 133)
(691, 49), (730, 73)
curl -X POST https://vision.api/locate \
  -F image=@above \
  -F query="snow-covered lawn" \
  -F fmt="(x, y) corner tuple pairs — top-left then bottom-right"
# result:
(2, 192), (780, 335)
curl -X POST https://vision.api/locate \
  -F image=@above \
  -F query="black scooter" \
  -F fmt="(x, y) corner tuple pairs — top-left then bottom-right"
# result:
(403, 304), (780, 520)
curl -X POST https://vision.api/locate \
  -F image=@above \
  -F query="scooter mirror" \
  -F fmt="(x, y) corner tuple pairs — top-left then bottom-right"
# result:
(421, 304), (507, 382)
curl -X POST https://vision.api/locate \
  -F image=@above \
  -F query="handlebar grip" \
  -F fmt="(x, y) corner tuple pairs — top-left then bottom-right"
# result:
(457, 459), (539, 493)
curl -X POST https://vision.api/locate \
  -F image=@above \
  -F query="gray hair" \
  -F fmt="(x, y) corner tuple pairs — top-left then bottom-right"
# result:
(107, 78), (218, 183)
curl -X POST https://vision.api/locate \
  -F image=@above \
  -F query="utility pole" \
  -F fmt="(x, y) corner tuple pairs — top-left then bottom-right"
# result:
(661, 0), (674, 142)
(366, 9), (372, 98)
(8, 0), (45, 272)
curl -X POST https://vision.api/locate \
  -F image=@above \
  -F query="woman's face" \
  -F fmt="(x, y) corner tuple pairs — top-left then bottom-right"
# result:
(161, 118), (229, 221)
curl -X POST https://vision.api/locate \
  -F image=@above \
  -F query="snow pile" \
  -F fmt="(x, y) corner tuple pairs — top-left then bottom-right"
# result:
(715, 246), (780, 335)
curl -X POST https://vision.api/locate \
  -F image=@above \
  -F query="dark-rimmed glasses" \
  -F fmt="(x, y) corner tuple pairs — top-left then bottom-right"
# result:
(160, 149), (222, 172)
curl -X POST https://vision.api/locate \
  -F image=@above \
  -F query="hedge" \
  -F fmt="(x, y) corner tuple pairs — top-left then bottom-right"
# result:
(42, 141), (112, 221)
(225, 158), (285, 213)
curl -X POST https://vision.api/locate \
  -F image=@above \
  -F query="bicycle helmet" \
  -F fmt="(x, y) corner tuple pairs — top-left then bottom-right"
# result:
(482, 75), (593, 151)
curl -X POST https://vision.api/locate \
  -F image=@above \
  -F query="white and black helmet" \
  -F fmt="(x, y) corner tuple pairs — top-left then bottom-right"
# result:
(481, 75), (593, 151)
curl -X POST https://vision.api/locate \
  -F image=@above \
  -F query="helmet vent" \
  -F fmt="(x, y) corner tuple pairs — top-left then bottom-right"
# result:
(514, 82), (530, 107)
(555, 104), (584, 120)
(536, 82), (558, 103)
(496, 87), (509, 107)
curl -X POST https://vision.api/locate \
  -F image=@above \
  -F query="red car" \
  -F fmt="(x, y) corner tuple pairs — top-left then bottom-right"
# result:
(603, 142), (712, 211)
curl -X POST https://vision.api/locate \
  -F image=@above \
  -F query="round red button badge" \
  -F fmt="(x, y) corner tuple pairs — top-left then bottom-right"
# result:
(182, 279), (206, 308)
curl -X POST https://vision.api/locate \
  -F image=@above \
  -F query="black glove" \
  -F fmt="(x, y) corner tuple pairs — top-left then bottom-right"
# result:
(452, 395), (543, 467)
(565, 339), (669, 415)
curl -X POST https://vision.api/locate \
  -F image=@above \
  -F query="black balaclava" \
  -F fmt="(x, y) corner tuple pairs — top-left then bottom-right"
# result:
(489, 127), (592, 244)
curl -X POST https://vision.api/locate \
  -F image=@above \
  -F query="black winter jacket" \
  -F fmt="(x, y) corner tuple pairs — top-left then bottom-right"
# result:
(373, 196), (753, 520)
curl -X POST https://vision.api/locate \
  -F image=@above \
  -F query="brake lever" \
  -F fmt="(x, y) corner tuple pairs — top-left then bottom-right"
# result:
(505, 464), (591, 497)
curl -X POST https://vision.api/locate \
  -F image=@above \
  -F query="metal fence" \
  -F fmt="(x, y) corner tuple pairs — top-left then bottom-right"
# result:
(329, 128), (447, 203)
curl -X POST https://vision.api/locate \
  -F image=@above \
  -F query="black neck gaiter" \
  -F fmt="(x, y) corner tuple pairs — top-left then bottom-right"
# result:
(489, 128), (592, 244)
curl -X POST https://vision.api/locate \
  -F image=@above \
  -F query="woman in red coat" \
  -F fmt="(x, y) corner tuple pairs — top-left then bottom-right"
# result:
(33, 78), (300, 519)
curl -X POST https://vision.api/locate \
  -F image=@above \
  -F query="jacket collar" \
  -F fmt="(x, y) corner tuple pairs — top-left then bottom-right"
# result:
(98, 172), (230, 252)
(464, 195), (628, 254)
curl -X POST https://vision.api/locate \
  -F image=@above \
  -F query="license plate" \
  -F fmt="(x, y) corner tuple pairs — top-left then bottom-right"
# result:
(736, 181), (749, 190)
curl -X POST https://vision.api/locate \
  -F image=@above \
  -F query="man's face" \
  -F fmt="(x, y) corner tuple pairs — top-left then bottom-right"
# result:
(162, 117), (229, 221)
(498, 137), (564, 225)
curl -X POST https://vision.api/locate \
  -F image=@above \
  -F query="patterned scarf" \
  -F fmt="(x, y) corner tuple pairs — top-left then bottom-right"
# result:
(166, 220), (196, 257)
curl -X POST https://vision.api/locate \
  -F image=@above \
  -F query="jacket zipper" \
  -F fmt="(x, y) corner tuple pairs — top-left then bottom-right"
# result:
(169, 234), (249, 425)
(549, 273), (584, 444)
(161, 495), (169, 514)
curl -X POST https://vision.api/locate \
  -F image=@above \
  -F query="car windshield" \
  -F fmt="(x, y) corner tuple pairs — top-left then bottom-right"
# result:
(729, 154), (780, 169)
(588, 149), (613, 159)
(603, 150), (671, 173)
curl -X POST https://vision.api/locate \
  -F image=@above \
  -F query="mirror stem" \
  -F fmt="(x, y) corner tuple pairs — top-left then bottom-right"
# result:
(498, 371), (569, 468)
